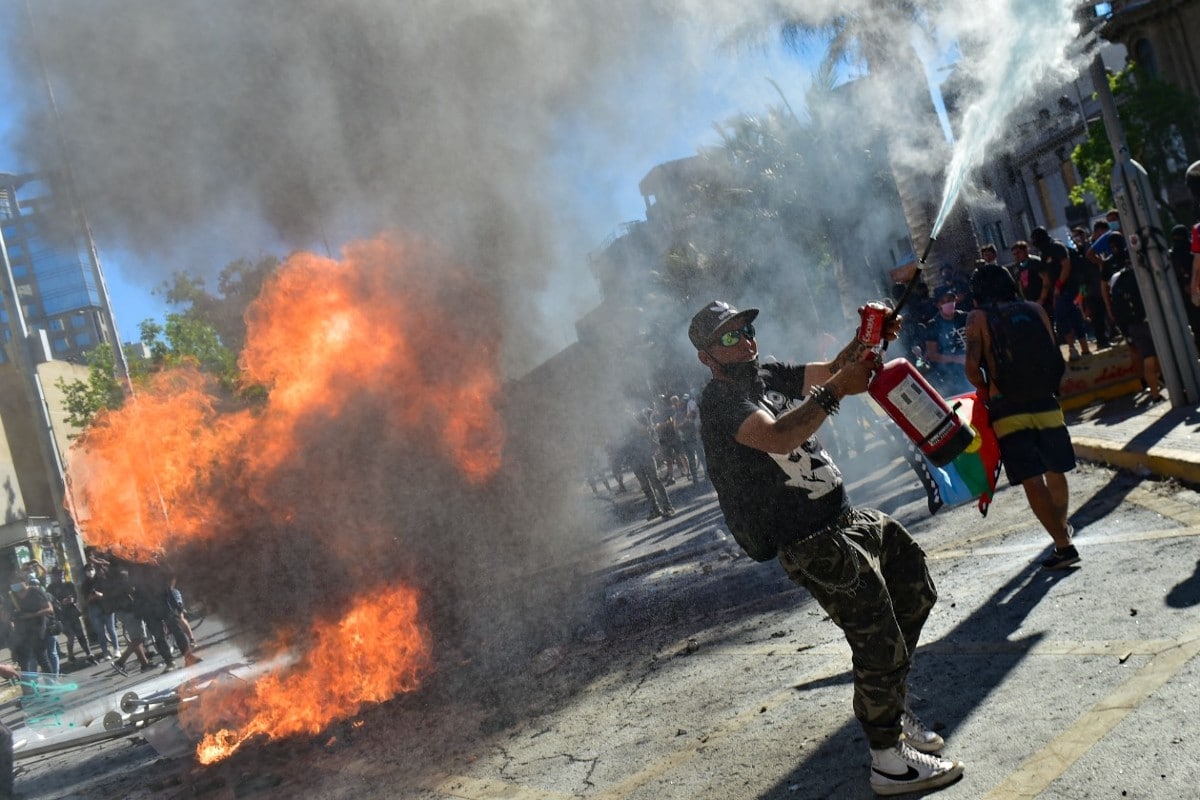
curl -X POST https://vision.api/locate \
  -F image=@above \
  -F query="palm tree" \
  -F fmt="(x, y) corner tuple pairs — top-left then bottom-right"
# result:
(782, 3), (979, 279)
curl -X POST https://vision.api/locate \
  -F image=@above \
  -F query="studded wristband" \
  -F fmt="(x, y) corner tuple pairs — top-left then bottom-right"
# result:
(810, 384), (840, 416)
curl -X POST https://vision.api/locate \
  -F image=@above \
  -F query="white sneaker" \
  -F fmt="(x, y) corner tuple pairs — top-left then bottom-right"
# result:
(901, 710), (944, 753)
(869, 741), (964, 796)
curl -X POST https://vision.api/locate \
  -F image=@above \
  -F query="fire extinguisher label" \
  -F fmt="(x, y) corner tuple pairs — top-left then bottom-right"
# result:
(886, 374), (947, 438)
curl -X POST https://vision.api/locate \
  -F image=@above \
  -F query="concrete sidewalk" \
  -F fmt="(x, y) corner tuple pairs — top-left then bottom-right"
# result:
(1066, 390), (1200, 486)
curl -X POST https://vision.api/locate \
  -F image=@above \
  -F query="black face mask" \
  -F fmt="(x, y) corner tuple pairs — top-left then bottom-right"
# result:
(720, 357), (763, 388)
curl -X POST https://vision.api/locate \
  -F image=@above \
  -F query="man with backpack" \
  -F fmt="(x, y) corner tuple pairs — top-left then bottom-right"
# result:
(964, 264), (1079, 570)
(1073, 225), (1111, 349)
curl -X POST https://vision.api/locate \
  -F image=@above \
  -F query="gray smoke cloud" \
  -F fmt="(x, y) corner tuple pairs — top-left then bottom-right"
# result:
(4, 1), (1087, 360)
(5, 0), (786, 371)
(9, 0), (1096, 749)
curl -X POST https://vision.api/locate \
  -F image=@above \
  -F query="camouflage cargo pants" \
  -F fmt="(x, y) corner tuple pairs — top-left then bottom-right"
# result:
(778, 507), (937, 749)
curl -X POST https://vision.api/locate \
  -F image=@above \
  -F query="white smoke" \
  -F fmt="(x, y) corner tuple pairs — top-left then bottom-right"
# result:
(928, 0), (1086, 234)
(2, 1), (1092, 372)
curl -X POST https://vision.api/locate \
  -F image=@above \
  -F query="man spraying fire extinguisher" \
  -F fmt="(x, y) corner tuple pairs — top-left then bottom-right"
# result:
(689, 300), (965, 798)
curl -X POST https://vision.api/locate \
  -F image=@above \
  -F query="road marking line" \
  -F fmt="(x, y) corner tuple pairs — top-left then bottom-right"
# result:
(980, 630), (1200, 799)
(590, 665), (846, 800)
(927, 524), (1200, 561)
(672, 636), (1180, 660)
(1124, 484), (1200, 525)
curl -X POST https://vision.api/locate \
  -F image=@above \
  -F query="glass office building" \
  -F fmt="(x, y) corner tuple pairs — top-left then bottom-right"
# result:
(0, 171), (111, 364)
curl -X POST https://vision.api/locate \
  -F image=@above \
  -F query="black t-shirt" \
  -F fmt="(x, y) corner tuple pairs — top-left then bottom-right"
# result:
(47, 579), (80, 615)
(699, 363), (849, 551)
(15, 586), (52, 639)
(1014, 256), (1045, 302)
(1039, 240), (1080, 295)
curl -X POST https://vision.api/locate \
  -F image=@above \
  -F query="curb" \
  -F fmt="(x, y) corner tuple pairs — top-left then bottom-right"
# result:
(1072, 437), (1200, 486)
(1059, 378), (1142, 412)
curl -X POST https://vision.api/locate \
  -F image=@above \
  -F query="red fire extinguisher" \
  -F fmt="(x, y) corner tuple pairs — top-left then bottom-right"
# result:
(856, 302), (973, 467)
(869, 358), (975, 467)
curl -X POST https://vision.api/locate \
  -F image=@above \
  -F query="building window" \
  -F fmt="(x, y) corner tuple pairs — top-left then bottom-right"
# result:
(49, 319), (64, 331)
(70, 314), (87, 328)
(53, 337), (70, 353)
(75, 332), (92, 347)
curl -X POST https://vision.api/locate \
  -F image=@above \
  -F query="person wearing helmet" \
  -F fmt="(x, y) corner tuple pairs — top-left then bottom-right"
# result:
(688, 300), (964, 797)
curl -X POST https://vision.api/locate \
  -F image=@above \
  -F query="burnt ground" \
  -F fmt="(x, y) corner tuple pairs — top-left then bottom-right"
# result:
(11, 470), (805, 800)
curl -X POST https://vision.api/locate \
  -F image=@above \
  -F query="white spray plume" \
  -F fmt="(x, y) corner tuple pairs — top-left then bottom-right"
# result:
(930, 0), (1085, 235)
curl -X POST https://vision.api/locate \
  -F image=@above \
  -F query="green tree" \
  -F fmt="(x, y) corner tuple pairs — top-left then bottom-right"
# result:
(57, 255), (279, 431)
(1071, 63), (1200, 220)
(160, 256), (279, 356)
(56, 344), (127, 431)
(136, 315), (239, 386)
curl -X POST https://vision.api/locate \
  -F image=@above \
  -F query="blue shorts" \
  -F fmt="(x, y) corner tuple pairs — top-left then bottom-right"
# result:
(1053, 293), (1087, 340)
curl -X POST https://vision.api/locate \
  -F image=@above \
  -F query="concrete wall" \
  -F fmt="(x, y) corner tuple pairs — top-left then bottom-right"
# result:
(0, 360), (90, 546)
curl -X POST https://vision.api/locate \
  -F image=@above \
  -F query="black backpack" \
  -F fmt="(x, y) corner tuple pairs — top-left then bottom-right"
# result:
(1108, 268), (1146, 327)
(985, 301), (1066, 402)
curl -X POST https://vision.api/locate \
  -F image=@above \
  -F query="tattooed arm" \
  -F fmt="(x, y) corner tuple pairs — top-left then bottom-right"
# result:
(735, 357), (875, 455)
(964, 309), (991, 401)
(737, 312), (902, 455)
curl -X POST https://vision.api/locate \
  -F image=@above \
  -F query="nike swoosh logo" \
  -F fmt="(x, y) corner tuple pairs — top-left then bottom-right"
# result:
(872, 766), (921, 781)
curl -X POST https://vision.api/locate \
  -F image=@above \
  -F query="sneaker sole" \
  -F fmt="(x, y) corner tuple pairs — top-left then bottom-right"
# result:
(900, 732), (945, 753)
(1042, 556), (1081, 570)
(871, 760), (965, 796)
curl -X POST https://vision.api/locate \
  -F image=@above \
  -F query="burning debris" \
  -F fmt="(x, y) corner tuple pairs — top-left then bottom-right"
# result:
(63, 233), (581, 762)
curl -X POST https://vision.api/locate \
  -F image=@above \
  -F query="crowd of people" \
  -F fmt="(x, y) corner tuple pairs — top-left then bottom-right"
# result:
(586, 392), (707, 521)
(0, 548), (199, 683)
(901, 210), (1200, 406)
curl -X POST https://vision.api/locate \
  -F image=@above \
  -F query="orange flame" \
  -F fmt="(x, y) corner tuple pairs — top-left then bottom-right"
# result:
(189, 587), (431, 764)
(66, 232), (505, 552)
(64, 232), (504, 757)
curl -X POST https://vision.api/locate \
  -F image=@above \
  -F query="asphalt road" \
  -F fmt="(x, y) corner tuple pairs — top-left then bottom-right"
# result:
(8, 438), (1200, 799)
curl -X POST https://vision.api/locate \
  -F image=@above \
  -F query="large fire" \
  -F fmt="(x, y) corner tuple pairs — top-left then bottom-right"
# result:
(191, 587), (431, 764)
(64, 232), (505, 761)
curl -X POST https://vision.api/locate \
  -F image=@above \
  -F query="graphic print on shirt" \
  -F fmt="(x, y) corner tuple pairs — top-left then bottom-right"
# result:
(762, 389), (842, 499)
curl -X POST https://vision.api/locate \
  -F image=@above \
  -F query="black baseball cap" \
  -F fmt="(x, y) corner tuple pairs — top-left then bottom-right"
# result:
(688, 301), (759, 350)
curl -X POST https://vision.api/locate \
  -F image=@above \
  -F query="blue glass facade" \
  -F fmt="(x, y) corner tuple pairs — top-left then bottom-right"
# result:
(0, 172), (107, 364)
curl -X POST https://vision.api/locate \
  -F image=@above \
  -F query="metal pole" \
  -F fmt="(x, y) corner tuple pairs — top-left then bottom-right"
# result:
(22, 0), (131, 387)
(1091, 54), (1200, 406)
